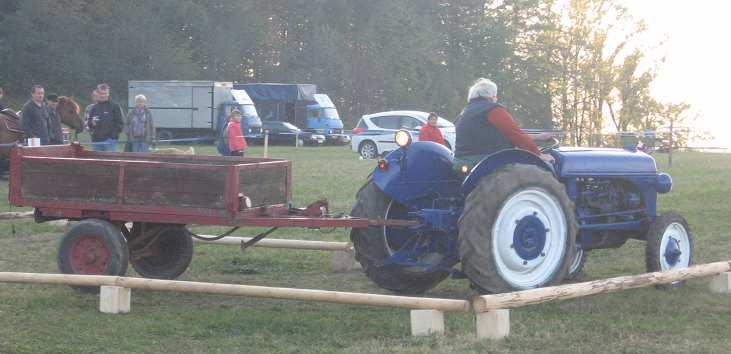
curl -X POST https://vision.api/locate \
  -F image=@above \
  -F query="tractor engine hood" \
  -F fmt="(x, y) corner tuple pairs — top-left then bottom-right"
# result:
(554, 147), (657, 177)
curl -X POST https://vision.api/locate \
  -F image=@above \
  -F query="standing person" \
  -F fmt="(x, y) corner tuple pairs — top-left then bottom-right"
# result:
(84, 88), (99, 131)
(87, 83), (124, 151)
(418, 112), (447, 146)
(454, 78), (553, 168)
(20, 85), (50, 145)
(0, 86), (6, 111)
(45, 94), (64, 145)
(226, 109), (247, 156)
(125, 94), (154, 152)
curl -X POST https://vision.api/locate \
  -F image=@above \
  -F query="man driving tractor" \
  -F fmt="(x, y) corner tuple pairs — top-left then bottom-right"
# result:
(454, 78), (553, 169)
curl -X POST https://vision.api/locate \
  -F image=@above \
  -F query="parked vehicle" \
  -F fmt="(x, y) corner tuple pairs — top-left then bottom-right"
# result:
(128, 81), (262, 141)
(234, 83), (350, 145)
(350, 130), (692, 294)
(350, 111), (456, 159)
(260, 120), (326, 146)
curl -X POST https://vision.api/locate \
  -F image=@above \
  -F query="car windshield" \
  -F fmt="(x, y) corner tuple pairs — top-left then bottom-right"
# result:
(322, 108), (340, 119)
(282, 122), (300, 131)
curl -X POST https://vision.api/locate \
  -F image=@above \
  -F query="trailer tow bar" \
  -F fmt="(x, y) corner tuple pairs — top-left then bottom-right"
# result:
(239, 227), (279, 251)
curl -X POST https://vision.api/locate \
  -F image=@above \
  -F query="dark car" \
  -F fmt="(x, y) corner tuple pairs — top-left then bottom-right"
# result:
(260, 121), (326, 146)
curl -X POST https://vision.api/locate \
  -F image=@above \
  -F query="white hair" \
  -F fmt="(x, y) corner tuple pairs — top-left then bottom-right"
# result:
(467, 78), (498, 101)
(134, 94), (147, 102)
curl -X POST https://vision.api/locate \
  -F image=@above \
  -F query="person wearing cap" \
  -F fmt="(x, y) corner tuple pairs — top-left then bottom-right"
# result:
(454, 78), (553, 169)
(226, 109), (247, 156)
(125, 94), (154, 152)
(20, 85), (50, 145)
(87, 83), (124, 151)
(418, 112), (447, 146)
(45, 94), (64, 144)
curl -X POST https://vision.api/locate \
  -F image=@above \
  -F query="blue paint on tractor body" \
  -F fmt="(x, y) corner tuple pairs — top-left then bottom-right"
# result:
(513, 215), (548, 261)
(369, 140), (674, 274)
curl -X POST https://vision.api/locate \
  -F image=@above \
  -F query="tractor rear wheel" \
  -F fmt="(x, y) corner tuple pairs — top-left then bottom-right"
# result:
(58, 218), (129, 293)
(350, 181), (450, 294)
(458, 164), (577, 293)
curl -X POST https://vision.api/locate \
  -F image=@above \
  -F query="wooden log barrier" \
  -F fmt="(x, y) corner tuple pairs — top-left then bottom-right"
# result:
(193, 235), (353, 252)
(0, 211), (34, 220)
(0, 272), (470, 312)
(473, 261), (731, 313)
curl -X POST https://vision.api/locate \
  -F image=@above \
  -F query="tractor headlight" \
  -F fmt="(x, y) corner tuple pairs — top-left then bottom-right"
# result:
(656, 173), (672, 193)
(395, 129), (412, 148)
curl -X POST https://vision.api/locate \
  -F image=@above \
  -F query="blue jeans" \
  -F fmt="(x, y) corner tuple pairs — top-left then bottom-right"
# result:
(130, 141), (149, 152)
(91, 139), (118, 151)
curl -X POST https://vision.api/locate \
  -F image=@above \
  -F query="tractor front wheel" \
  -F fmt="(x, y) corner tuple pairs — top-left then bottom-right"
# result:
(58, 218), (129, 293)
(458, 164), (577, 293)
(350, 181), (449, 294)
(645, 212), (693, 289)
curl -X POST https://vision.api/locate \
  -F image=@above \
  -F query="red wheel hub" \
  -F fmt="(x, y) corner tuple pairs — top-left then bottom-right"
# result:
(69, 235), (110, 274)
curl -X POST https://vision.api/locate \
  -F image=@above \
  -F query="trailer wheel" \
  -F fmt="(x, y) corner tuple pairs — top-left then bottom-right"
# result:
(458, 164), (577, 293)
(156, 130), (174, 142)
(646, 212), (693, 289)
(57, 218), (129, 293)
(350, 181), (449, 294)
(129, 224), (193, 280)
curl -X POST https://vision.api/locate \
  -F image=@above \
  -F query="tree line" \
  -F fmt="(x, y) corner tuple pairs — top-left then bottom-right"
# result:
(0, 0), (690, 144)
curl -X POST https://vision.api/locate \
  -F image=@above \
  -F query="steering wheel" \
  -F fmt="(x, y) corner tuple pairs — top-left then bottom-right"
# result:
(539, 137), (560, 153)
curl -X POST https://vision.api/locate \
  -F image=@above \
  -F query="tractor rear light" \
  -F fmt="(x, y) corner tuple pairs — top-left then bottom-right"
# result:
(377, 159), (389, 171)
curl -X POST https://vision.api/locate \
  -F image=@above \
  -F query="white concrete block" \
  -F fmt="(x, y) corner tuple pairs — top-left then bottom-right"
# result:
(330, 250), (358, 272)
(410, 309), (445, 336)
(99, 286), (131, 314)
(710, 272), (731, 294)
(475, 309), (510, 340)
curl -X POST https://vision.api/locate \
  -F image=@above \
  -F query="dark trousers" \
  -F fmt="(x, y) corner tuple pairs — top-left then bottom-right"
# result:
(229, 150), (244, 156)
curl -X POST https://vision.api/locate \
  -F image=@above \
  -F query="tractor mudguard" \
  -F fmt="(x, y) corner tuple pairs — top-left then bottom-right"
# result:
(460, 149), (555, 196)
(372, 141), (460, 210)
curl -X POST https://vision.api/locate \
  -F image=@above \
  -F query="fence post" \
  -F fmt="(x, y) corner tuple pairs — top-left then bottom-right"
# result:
(263, 130), (269, 158)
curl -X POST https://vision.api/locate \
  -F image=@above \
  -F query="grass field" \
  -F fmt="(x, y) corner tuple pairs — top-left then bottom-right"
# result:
(0, 145), (730, 353)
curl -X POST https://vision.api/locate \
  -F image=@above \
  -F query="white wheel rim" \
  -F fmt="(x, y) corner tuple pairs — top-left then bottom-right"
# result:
(569, 247), (583, 275)
(660, 222), (691, 271)
(491, 187), (568, 289)
(382, 201), (399, 255)
(361, 143), (376, 159)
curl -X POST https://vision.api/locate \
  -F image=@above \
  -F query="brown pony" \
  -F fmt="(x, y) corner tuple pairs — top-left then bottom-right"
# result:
(56, 96), (84, 133)
(0, 109), (24, 158)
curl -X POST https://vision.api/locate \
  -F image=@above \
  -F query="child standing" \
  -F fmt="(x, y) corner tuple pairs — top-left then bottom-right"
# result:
(226, 109), (247, 156)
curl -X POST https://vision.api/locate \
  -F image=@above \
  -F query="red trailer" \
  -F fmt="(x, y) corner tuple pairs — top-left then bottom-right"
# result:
(8, 144), (407, 289)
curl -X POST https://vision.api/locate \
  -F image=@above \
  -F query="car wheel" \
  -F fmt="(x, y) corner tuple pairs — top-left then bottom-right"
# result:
(359, 141), (378, 159)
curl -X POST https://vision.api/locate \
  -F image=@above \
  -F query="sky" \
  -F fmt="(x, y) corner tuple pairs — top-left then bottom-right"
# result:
(617, 0), (731, 148)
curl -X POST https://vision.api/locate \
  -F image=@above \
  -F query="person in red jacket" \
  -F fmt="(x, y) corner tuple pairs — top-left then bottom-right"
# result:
(226, 109), (248, 156)
(418, 112), (447, 146)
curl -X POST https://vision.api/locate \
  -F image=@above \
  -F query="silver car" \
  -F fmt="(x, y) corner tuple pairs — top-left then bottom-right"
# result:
(350, 111), (456, 159)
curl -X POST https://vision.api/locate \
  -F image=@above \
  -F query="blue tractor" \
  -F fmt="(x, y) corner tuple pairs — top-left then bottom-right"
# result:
(350, 130), (693, 294)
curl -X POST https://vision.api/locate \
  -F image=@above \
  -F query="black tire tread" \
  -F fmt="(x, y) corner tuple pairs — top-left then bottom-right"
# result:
(350, 181), (449, 294)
